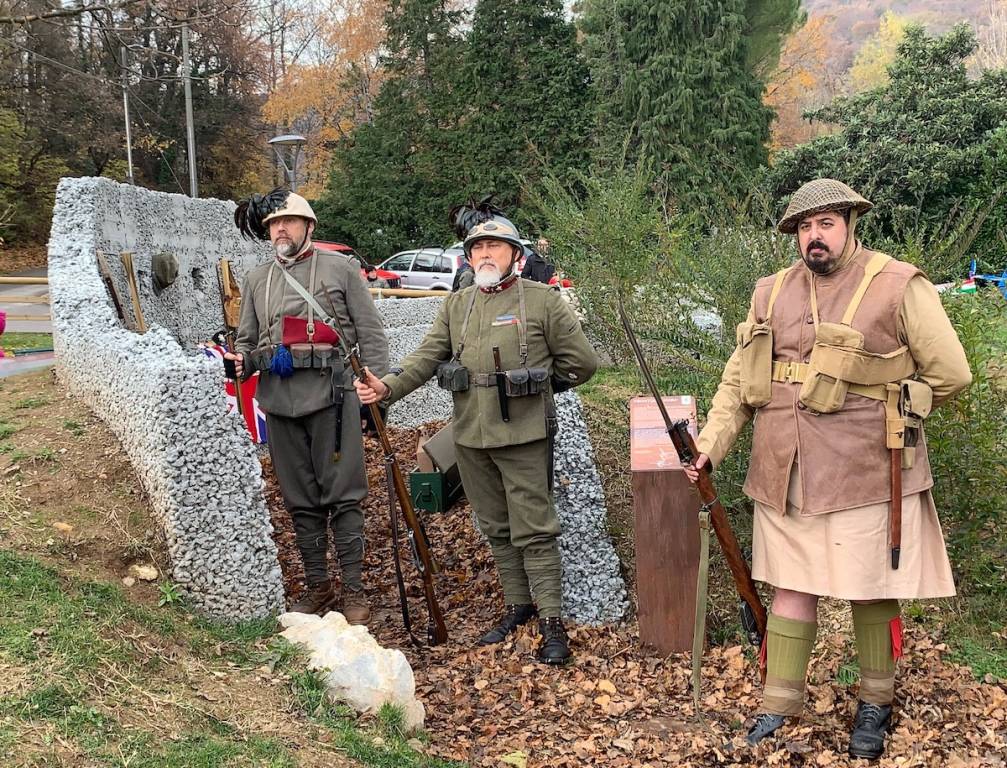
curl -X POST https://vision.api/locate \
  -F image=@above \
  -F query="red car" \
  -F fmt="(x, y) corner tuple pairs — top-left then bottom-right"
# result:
(314, 240), (402, 288)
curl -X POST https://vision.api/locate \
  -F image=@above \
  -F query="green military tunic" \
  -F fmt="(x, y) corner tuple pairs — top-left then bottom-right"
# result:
(382, 278), (598, 616)
(234, 247), (389, 588)
(383, 279), (596, 447)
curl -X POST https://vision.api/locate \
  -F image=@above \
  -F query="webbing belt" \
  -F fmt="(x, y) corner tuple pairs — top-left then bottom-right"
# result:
(770, 360), (888, 401)
(471, 373), (504, 387)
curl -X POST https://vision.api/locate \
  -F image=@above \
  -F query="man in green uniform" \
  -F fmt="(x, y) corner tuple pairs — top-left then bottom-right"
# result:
(355, 209), (598, 663)
(684, 179), (971, 759)
(226, 189), (389, 624)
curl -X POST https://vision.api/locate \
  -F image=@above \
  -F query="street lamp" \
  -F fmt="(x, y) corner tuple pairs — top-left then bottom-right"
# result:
(268, 134), (307, 192)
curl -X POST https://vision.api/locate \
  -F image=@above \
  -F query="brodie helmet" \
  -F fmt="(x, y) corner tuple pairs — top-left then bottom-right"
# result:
(234, 188), (317, 241)
(777, 179), (873, 235)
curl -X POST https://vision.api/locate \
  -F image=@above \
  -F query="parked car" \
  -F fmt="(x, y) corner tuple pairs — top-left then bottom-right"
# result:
(315, 240), (402, 288)
(379, 246), (465, 290)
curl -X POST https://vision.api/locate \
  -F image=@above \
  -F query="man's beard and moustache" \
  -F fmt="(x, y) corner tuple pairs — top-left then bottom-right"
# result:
(274, 234), (307, 263)
(474, 261), (505, 288)
(802, 239), (838, 275)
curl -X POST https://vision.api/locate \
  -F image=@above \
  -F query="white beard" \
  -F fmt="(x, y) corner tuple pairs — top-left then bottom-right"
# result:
(474, 264), (503, 288)
(274, 239), (298, 260)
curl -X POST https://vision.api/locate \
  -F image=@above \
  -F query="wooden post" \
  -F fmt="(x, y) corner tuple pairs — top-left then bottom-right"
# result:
(119, 251), (146, 333)
(630, 396), (701, 654)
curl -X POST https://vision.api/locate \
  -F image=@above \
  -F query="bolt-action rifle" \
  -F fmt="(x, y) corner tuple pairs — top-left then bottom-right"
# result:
(321, 285), (448, 647)
(617, 295), (767, 704)
(215, 259), (244, 419)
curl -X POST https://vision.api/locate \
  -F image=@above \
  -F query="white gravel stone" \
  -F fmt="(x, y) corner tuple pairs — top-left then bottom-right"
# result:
(49, 177), (283, 620)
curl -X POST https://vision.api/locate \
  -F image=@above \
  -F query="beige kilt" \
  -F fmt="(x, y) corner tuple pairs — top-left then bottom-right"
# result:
(752, 463), (956, 600)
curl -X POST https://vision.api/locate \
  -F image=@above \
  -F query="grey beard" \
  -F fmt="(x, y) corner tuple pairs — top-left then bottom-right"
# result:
(474, 265), (503, 288)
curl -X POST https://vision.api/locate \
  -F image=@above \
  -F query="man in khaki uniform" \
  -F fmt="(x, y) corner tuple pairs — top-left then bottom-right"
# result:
(355, 210), (598, 664)
(685, 179), (971, 759)
(227, 189), (389, 624)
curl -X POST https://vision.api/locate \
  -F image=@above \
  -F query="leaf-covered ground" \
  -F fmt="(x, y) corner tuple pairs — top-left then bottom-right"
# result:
(263, 426), (1007, 768)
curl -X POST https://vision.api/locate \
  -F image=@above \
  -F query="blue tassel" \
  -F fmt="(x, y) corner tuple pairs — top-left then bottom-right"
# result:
(270, 345), (294, 379)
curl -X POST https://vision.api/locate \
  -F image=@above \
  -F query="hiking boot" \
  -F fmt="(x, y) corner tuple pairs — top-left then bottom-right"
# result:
(537, 617), (571, 665)
(342, 587), (370, 626)
(746, 713), (788, 746)
(477, 604), (537, 646)
(848, 700), (892, 760)
(289, 581), (338, 616)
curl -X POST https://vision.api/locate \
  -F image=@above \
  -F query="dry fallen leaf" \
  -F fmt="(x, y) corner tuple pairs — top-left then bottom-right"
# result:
(597, 679), (617, 695)
(498, 750), (527, 768)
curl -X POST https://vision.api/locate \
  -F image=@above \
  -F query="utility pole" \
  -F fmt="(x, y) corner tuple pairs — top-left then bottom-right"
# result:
(181, 23), (198, 197)
(120, 46), (135, 185)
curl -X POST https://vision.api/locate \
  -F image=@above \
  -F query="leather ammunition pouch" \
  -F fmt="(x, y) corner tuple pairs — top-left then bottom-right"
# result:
(736, 321), (774, 408)
(252, 343), (343, 372)
(798, 322), (916, 414)
(436, 359), (470, 392)
(503, 367), (549, 397)
(898, 379), (933, 469)
(471, 368), (549, 397)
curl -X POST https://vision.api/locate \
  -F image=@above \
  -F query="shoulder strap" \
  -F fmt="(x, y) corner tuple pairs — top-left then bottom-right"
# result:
(841, 252), (891, 326)
(278, 265), (333, 331)
(765, 265), (793, 321)
(452, 288), (480, 361)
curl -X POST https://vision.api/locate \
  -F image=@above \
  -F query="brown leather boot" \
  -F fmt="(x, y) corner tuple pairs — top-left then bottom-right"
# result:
(289, 581), (338, 615)
(342, 587), (370, 626)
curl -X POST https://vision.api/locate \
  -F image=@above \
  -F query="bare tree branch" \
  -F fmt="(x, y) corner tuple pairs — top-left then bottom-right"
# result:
(0, 0), (144, 26)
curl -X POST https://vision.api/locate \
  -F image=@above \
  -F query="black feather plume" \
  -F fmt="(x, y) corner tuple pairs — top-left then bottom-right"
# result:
(449, 194), (506, 241)
(234, 187), (291, 240)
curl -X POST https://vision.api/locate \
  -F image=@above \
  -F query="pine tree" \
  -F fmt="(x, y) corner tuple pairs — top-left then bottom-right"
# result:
(584, 0), (773, 213)
(452, 0), (591, 215)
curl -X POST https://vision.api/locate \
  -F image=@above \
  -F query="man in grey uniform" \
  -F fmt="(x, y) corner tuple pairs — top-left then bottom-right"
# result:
(227, 189), (389, 623)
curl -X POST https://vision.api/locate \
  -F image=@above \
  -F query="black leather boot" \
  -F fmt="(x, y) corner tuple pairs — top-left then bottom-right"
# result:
(477, 604), (537, 646)
(745, 713), (788, 746)
(537, 617), (571, 664)
(848, 701), (892, 760)
(289, 581), (338, 615)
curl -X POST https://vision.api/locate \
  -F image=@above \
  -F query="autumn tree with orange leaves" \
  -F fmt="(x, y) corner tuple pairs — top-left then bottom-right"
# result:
(262, 0), (388, 199)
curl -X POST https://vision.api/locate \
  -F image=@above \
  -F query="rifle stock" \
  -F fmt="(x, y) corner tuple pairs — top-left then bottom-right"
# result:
(216, 259), (244, 418)
(319, 282), (447, 646)
(346, 351), (448, 646)
(668, 421), (767, 646)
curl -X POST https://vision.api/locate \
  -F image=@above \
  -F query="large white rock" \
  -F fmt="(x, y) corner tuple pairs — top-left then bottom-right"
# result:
(279, 611), (425, 731)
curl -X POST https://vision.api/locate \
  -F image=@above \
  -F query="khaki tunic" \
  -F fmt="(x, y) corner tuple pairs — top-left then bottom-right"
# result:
(235, 247), (389, 418)
(382, 279), (598, 449)
(696, 247), (971, 598)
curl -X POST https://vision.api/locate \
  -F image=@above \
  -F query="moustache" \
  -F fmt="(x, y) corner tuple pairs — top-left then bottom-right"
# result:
(806, 240), (829, 255)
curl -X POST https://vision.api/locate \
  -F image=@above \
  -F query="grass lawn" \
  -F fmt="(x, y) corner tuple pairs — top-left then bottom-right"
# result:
(1, 331), (53, 354)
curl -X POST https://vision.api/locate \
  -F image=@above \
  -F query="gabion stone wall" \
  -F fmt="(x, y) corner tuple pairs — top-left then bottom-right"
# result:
(49, 177), (626, 625)
(49, 177), (283, 619)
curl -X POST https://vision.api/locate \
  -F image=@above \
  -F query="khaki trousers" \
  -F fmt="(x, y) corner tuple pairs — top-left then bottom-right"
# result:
(455, 439), (563, 617)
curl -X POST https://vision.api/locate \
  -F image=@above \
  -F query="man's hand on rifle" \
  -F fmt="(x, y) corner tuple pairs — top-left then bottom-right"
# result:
(223, 351), (244, 379)
(354, 367), (388, 404)
(683, 453), (710, 484)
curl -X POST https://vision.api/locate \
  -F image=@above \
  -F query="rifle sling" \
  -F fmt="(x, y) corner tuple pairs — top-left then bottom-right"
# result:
(692, 506), (711, 712)
(386, 457), (424, 648)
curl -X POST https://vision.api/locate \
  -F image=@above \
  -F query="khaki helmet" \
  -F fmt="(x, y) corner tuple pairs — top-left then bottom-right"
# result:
(261, 191), (317, 225)
(463, 214), (523, 255)
(777, 179), (873, 234)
